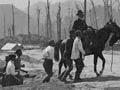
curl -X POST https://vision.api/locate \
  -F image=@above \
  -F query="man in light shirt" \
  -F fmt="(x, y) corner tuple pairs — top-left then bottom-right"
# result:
(3, 54), (23, 87)
(42, 40), (55, 83)
(71, 30), (85, 82)
(6, 55), (18, 76)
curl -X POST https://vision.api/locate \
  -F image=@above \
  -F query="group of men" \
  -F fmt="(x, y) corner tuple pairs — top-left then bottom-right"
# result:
(43, 10), (88, 83)
(0, 10), (87, 86)
(1, 49), (26, 87)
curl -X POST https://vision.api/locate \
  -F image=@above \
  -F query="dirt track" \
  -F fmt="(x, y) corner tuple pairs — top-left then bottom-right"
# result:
(0, 49), (120, 90)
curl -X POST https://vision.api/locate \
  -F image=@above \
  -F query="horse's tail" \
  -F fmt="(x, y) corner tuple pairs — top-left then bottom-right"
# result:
(54, 40), (62, 62)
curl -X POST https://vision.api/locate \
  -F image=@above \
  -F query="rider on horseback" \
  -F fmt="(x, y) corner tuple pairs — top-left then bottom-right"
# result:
(72, 10), (88, 33)
(72, 10), (95, 55)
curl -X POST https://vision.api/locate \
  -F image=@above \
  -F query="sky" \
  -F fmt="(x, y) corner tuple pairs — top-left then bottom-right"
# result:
(0, 0), (104, 10)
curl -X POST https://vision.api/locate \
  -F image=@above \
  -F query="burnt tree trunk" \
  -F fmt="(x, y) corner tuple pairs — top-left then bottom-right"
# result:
(57, 2), (61, 40)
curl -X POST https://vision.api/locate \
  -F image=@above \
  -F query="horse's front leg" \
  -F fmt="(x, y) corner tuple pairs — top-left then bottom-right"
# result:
(98, 53), (105, 76)
(94, 54), (99, 77)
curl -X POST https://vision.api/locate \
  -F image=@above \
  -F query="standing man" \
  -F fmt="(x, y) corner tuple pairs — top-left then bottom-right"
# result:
(71, 30), (85, 82)
(42, 40), (55, 83)
(72, 10), (88, 33)
(59, 31), (75, 82)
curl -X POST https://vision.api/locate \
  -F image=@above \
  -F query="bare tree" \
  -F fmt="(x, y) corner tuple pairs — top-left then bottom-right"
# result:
(68, 8), (74, 31)
(45, 0), (52, 40)
(84, 0), (87, 21)
(37, 8), (40, 36)
(28, 0), (31, 37)
(90, 0), (98, 29)
(4, 14), (6, 37)
(64, 28), (67, 39)
(117, 0), (120, 17)
(103, 0), (113, 24)
(56, 2), (62, 40)
(12, 4), (15, 36)
(8, 27), (12, 37)
(89, 9), (93, 27)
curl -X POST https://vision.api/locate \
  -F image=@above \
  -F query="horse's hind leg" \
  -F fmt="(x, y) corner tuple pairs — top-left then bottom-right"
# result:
(58, 58), (64, 76)
(63, 60), (73, 80)
(98, 53), (105, 76)
(94, 54), (99, 77)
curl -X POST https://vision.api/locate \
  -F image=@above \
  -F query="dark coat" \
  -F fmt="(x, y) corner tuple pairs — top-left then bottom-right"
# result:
(64, 38), (74, 59)
(72, 18), (88, 32)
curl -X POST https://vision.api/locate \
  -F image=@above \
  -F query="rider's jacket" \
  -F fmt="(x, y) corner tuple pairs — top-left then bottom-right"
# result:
(72, 18), (88, 32)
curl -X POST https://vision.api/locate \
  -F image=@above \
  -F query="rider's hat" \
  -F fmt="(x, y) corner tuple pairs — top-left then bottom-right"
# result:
(76, 10), (84, 17)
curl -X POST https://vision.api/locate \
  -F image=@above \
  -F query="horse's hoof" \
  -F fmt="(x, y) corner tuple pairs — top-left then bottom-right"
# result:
(96, 73), (100, 77)
(99, 71), (103, 76)
(58, 76), (62, 80)
(69, 75), (73, 80)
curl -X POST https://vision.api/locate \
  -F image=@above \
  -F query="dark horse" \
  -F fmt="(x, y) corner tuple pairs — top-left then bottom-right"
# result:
(54, 20), (120, 77)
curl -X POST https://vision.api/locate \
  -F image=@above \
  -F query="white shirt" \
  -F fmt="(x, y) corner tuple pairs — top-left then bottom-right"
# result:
(43, 46), (54, 60)
(71, 37), (85, 60)
(6, 61), (18, 75)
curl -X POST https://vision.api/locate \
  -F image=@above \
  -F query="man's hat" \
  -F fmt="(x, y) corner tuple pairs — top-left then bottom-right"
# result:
(69, 30), (75, 35)
(76, 10), (84, 17)
(48, 40), (55, 46)
(75, 30), (82, 37)
(15, 49), (22, 56)
(8, 54), (16, 61)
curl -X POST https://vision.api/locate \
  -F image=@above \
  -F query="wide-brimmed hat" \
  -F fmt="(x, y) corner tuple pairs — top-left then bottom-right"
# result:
(76, 10), (84, 17)
(48, 40), (55, 46)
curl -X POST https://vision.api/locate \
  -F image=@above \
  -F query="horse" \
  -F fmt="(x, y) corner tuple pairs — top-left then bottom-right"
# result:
(54, 39), (73, 79)
(54, 20), (120, 77)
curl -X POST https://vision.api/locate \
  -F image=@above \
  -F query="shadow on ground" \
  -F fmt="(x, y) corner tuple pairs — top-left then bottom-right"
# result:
(80, 75), (120, 83)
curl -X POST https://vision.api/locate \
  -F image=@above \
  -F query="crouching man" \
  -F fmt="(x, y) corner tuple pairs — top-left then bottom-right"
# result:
(42, 40), (55, 83)
(2, 54), (23, 87)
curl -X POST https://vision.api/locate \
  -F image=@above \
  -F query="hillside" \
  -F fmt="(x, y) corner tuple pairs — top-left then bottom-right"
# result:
(0, 4), (37, 39)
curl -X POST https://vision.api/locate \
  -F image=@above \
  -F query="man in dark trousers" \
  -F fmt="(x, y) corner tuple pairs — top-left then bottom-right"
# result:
(2, 54), (23, 87)
(72, 10), (88, 33)
(71, 30), (85, 82)
(42, 40), (55, 83)
(59, 31), (75, 82)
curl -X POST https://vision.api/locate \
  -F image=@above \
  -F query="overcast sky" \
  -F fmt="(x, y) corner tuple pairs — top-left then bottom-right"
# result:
(0, 0), (104, 10)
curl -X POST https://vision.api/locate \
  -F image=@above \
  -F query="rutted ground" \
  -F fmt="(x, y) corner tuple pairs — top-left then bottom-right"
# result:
(0, 49), (120, 90)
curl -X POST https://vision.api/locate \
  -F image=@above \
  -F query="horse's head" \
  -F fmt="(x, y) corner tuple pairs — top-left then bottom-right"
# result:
(106, 20), (120, 46)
